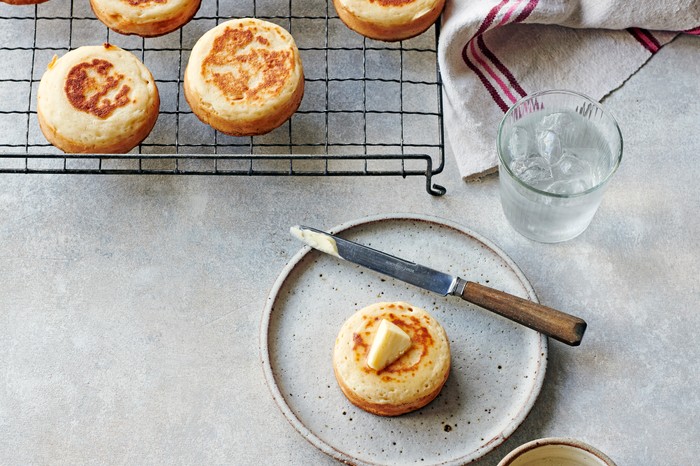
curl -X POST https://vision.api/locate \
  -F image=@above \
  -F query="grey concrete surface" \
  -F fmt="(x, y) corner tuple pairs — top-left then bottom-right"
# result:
(1, 31), (699, 466)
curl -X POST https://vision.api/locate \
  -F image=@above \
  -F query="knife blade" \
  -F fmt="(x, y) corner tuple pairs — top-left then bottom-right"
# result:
(290, 225), (586, 346)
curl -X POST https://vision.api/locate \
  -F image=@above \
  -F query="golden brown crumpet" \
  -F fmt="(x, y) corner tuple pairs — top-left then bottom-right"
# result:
(89, 0), (201, 37)
(184, 18), (304, 136)
(333, 0), (446, 42)
(333, 302), (451, 416)
(37, 44), (159, 154)
(1, 0), (49, 5)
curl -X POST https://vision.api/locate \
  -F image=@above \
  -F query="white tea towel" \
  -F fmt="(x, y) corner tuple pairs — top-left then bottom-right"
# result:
(438, 0), (700, 180)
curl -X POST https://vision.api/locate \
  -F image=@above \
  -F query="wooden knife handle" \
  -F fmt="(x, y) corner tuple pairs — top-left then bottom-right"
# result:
(461, 281), (587, 346)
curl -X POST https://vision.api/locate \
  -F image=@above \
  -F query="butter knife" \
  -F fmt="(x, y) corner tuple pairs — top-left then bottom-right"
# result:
(291, 225), (586, 346)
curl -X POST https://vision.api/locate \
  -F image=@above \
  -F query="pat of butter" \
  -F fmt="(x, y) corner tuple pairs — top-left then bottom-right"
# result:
(290, 226), (339, 257)
(366, 319), (412, 371)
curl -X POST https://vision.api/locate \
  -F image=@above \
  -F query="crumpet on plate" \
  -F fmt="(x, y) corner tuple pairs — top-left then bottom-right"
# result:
(333, 301), (451, 416)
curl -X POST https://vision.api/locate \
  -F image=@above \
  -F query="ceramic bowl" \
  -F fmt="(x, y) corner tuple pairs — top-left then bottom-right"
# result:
(498, 437), (617, 466)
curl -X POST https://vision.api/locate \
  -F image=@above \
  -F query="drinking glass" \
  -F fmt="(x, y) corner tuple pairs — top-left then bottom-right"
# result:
(497, 90), (623, 243)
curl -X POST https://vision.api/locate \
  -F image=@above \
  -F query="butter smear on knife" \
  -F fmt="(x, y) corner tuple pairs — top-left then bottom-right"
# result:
(290, 226), (340, 257)
(366, 319), (412, 371)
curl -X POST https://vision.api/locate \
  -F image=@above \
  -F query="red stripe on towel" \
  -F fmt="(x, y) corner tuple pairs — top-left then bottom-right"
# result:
(470, 38), (519, 103)
(460, 0), (511, 111)
(475, 0), (538, 102)
(498, 0), (524, 26)
(477, 35), (527, 99)
(460, 0), (541, 111)
(628, 27), (661, 53)
(685, 26), (700, 35)
(513, 0), (539, 23)
(462, 42), (510, 112)
(475, 0), (510, 36)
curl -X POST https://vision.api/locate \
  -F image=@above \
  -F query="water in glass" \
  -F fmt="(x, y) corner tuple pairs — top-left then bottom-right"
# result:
(499, 108), (616, 242)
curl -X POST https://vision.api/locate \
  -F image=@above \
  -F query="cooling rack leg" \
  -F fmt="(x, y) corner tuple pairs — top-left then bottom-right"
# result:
(426, 175), (447, 196)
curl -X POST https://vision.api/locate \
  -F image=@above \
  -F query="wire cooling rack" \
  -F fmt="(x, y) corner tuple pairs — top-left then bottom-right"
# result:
(0, 0), (446, 195)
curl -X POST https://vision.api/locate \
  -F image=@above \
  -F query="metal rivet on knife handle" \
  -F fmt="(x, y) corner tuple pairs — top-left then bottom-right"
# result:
(460, 281), (587, 346)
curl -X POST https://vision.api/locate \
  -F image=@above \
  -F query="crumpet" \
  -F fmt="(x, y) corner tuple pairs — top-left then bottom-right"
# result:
(0, 0), (47, 5)
(37, 44), (159, 154)
(89, 0), (201, 37)
(333, 302), (451, 416)
(1, 0), (49, 4)
(333, 0), (445, 42)
(184, 18), (304, 136)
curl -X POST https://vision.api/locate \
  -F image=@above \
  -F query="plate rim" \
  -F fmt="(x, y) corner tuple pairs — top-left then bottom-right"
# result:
(260, 213), (548, 465)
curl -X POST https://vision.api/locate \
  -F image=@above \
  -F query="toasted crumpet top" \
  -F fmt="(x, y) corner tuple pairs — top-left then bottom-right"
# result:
(92, 0), (195, 23)
(185, 18), (303, 121)
(333, 302), (450, 405)
(37, 44), (158, 147)
(335, 0), (443, 26)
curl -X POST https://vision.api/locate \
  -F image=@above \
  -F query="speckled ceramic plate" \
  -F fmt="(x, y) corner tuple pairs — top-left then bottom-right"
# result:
(260, 214), (547, 466)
